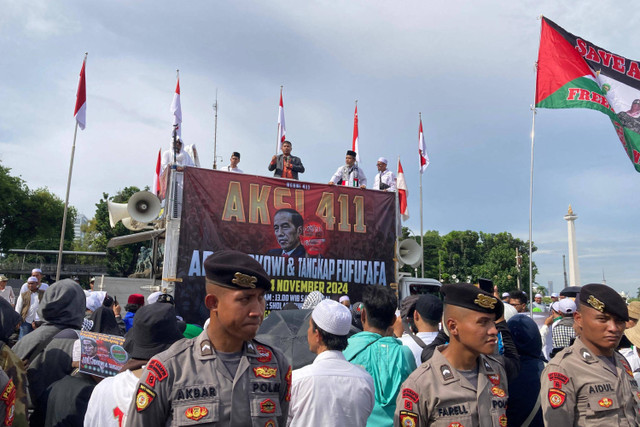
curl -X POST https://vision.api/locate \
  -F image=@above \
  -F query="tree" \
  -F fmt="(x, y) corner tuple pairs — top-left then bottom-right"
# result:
(0, 163), (75, 255)
(437, 230), (537, 293)
(91, 186), (148, 276)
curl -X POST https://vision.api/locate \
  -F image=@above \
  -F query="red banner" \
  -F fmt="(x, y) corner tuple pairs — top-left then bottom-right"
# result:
(175, 168), (396, 324)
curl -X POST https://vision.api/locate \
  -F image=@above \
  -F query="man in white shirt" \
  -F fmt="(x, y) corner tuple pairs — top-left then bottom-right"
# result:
(161, 135), (195, 218)
(373, 157), (396, 191)
(0, 275), (15, 307)
(400, 294), (442, 367)
(15, 276), (44, 339)
(222, 151), (243, 173)
(288, 299), (374, 426)
(19, 268), (49, 294)
(329, 150), (367, 188)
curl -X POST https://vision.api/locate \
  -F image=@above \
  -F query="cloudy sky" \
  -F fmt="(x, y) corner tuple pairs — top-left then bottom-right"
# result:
(2, 1), (639, 296)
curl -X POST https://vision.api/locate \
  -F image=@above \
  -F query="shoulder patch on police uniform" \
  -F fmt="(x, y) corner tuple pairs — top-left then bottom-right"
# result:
(256, 345), (272, 363)
(399, 410), (418, 427)
(621, 359), (633, 377)
(264, 420), (275, 427)
(440, 365), (454, 381)
(548, 388), (566, 409)
(548, 372), (569, 389)
(254, 366), (277, 379)
(402, 388), (419, 403)
(0, 379), (15, 426)
(447, 423), (464, 427)
(147, 359), (168, 382)
(488, 374), (500, 385)
(185, 405), (209, 421)
(136, 384), (157, 412)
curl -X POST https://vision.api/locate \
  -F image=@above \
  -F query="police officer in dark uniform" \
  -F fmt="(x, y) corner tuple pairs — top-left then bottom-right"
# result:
(126, 250), (291, 426)
(540, 283), (640, 426)
(394, 283), (509, 427)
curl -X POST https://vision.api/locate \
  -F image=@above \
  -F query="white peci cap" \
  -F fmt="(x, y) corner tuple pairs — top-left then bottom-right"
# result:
(311, 299), (352, 336)
(339, 295), (350, 303)
(377, 157), (388, 165)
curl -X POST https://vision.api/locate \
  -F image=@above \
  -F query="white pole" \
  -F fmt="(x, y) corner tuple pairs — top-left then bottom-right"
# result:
(395, 157), (400, 287)
(55, 121), (79, 282)
(529, 16), (543, 316)
(419, 113), (424, 278)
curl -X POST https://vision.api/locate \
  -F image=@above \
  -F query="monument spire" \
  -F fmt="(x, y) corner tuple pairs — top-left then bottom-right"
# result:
(563, 205), (580, 287)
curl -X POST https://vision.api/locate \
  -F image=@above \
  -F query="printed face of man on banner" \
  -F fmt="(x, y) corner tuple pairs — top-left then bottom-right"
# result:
(271, 209), (304, 255)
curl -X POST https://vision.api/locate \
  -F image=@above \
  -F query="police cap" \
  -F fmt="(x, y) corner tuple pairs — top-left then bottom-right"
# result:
(441, 283), (503, 319)
(578, 283), (628, 321)
(204, 250), (271, 291)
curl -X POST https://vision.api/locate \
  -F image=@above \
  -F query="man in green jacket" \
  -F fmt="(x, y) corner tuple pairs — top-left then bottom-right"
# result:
(344, 285), (416, 427)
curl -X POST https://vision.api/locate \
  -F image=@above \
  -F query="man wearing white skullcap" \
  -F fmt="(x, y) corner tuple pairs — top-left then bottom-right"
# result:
(288, 299), (374, 426)
(339, 295), (351, 308)
(373, 157), (396, 192)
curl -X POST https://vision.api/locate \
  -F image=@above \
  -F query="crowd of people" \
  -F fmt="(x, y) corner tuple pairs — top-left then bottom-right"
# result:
(161, 136), (398, 191)
(1, 256), (639, 426)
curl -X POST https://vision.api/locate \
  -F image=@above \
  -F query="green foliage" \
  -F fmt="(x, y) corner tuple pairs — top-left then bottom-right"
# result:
(0, 163), (75, 253)
(400, 228), (537, 293)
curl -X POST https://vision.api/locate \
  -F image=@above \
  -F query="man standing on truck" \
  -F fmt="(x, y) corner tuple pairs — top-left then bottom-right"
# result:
(329, 150), (367, 188)
(268, 140), (305, 180)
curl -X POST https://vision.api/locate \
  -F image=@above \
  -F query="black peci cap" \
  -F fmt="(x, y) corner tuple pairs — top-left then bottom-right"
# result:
(204, 250), (272, 291)
(346, 150), (357, 157)
(232, 151), (240, 159)
(441, 283), (503, 319)
(578, 283), (629, 321)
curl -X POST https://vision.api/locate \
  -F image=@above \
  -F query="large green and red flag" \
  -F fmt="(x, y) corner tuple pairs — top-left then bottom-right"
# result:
(536, 17), (640, 172)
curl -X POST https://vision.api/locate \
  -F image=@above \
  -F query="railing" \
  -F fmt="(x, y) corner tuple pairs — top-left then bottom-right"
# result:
(0, 261), (108, 275)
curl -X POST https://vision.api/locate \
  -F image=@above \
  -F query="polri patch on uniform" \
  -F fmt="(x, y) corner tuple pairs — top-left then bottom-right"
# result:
(402, 388), (419, 403)
(260, 399), (276, 414)
(256, 345), (273, 363)
(136, 384), (157, 412)
(499, 414), (507, 426)
(440, 365), (454, 381)
(147, 359), (168, 382)
(548, 388), (566, 409)
(254, 366), (277, 379)
(145, 372), (158, 388)
(398, 410), (418, 427)
(487, 374), (500, 385)
(490, 386), (505, 398)
(621, 359), (633, 377)
(547, 372), (569, 389)
(285, 366), (292, 402)
(447, 423), (464, 427)
(0, 379), (16, 426)
(264, 420), (275, 427)
(404, 399), (413, 411)
(598, 397), (613, 408)
(185, 405), (209, 421)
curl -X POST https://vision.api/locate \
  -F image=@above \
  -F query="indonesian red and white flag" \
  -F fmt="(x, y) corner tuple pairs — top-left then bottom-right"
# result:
(419, 118), (429, 173)
(352, 104), (360, 162)
(170, 77), (182, 137)
(397, 159), (409, 221)
(154, 149), (161, 196)
(277, 88), (286, 151)
(74, 56), (87, 130)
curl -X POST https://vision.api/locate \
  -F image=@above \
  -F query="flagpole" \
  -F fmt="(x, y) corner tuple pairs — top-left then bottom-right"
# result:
(55, 121), (80, 282)
(213, 89), (218, 169)
(276, 86), (283, 155)
(419, 112), (424, 278)
(395, 156), (400, 288)
(56, 52), (87, 282)
(528, 16), (543, 317)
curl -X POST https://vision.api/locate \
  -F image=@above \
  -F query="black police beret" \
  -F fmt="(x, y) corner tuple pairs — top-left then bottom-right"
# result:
(441, 283), (504, 319)
(204, 250), (271, 291)
(578, 283), (628, 321)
